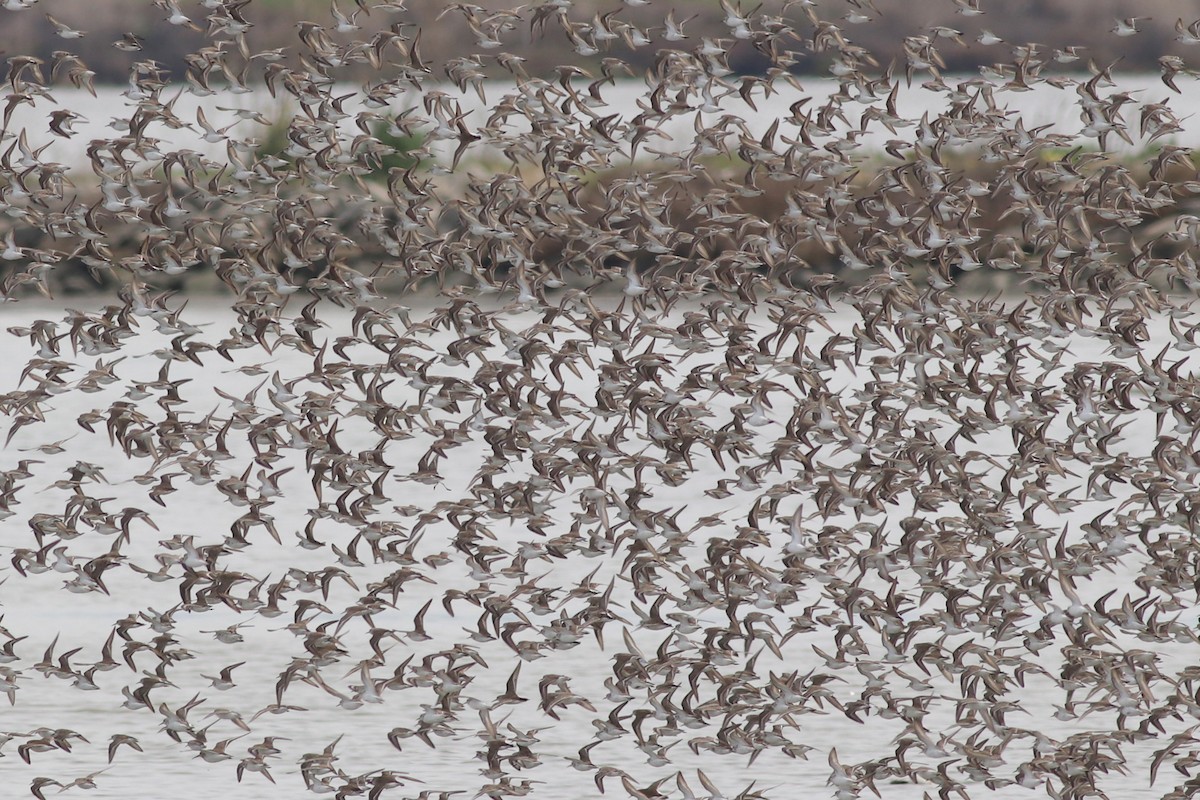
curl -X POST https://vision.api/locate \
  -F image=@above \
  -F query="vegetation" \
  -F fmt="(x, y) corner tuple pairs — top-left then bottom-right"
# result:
(366, 122), (426, 179)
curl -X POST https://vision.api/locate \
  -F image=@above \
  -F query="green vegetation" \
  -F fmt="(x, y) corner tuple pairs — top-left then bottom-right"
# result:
(251, 108), (425, 180)
(366, 122), (426, 180)
(254, 107), (296, 163)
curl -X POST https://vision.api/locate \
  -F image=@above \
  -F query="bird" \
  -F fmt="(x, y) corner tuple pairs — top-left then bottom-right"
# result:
(154, 0), (200, 29)
(29, 778), (62, 800)
(107, 734), (143, 763)
(44, 14), (84, 38)
(201, 661), (245, 691)
(1176, 17), (1200, 45)
(1111, 17), (1149, 37)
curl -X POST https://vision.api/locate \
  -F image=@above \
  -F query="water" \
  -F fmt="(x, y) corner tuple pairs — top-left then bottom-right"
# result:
(11, 74), (1199, 172)
(1, 294), (1196, 799)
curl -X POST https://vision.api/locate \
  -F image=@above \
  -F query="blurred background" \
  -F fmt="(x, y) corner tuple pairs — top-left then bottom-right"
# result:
(2, 0), (1199, 82)
(4, 0), (1200, 297)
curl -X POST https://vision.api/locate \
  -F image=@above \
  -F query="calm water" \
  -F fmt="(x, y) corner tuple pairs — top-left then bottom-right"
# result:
(0, 295), (1195, 799)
